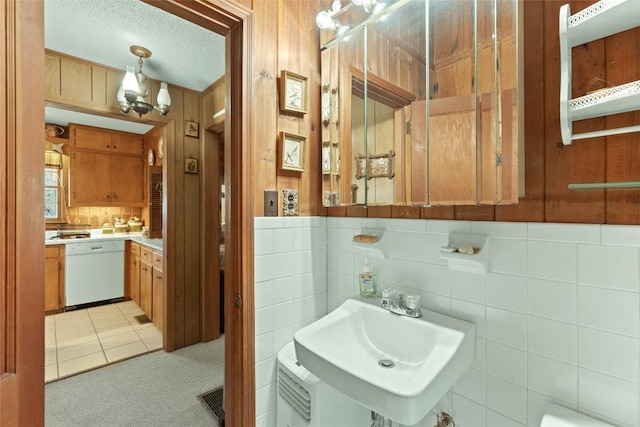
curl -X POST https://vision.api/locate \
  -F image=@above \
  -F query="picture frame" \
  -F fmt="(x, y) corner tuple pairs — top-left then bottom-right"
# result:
(355, 151), (395, 180)
(185, 157), (198, 174)
(280, 70), (308, 115)
(185, 120), (199, 137)
(280, 132), (306, 172)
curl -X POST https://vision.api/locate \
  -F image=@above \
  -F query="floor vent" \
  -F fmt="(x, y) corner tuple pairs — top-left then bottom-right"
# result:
(198, 386), (224, 427)
(133, 314), (151, 325)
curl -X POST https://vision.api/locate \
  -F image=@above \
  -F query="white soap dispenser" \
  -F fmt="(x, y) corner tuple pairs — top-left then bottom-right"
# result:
(359, 258), (376, 297)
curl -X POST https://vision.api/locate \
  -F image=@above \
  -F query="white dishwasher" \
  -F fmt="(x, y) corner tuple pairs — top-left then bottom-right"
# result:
(65, 240), (125, 306)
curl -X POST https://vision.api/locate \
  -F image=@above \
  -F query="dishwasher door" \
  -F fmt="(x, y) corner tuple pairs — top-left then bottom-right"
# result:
(65, 240), (125, 306)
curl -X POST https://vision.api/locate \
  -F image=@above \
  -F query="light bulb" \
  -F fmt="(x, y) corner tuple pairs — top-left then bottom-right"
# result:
(122, 65), (138, 92)
(116, 85), (126, 103)
(157, 82), (171, 106)
(316, 10), (335, 29)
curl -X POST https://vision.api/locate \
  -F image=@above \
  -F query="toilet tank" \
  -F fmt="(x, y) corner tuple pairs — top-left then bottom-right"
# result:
(541, 404), (616, 427)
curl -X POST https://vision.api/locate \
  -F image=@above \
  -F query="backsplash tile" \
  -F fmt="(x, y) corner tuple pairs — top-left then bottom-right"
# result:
(255, 217), (640, 426)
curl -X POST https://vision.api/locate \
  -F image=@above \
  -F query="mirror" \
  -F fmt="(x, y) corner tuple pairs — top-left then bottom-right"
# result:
(320, 0), (520, 207)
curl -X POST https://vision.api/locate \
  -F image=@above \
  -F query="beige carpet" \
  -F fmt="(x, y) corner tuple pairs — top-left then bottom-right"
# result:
(45, 337), (224, 427)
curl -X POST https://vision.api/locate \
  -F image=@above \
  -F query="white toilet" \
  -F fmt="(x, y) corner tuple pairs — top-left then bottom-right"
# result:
(541, 404), (616, 427)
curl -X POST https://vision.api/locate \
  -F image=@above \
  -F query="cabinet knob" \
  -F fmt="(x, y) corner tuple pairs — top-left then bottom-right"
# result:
(112, 193), (117, 199)
(106, 144), (111, 149)
(112, 145), (118, 150)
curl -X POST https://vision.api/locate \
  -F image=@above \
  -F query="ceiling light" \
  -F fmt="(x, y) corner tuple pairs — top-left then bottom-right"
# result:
(117, 45), (171, 118)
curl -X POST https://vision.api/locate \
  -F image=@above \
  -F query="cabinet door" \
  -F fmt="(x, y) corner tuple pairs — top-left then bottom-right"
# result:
(45, 246), (64, 312)
(69, 149), (111, 205)
(72, 126), (113, 152)
(44, 257), (59, 312)
(139, 260), (153, 319)
(129, 254), (140, 305)
(152, 267), (163, 330)
(110, 155), (143, 205)
(111, 133), (143, 156)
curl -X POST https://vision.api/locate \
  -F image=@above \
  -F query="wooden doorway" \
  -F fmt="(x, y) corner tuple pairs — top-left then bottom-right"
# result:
(1, 0), (255, 425)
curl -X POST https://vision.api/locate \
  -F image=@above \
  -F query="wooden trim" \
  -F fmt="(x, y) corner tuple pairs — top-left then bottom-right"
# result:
(350, 66), (417, 109)
(0, 0), (45, 424)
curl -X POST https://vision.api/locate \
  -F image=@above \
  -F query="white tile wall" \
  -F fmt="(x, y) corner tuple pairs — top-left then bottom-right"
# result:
(256, 217), (640, 427)
(254, 217), (328, 422)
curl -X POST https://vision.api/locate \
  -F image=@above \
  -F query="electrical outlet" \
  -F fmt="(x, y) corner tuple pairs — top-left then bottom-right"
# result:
(264, 190), (278, 216)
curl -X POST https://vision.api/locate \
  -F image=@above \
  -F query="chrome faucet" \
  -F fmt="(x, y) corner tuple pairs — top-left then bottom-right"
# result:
(381, 288), (422, 318)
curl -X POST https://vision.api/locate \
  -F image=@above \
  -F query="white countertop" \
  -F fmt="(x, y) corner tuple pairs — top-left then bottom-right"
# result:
(46, 230), (163, 251)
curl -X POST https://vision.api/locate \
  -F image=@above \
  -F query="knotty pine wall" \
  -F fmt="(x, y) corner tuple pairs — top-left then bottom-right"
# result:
(250, 0), (323, 217)
(304, 0), (640, 224)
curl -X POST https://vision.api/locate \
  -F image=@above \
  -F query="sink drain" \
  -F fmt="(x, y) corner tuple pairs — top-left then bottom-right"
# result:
(378, 359), (395, 368)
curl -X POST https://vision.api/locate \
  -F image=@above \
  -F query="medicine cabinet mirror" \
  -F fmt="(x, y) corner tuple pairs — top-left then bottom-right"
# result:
(320, 0), (522, 207)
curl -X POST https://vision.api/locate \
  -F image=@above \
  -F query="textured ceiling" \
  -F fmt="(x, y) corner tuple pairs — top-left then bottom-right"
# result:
(44, 0), (225, 133)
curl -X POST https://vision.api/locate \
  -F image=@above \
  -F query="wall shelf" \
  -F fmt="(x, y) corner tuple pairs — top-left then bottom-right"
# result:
(352, 228), (386, 259)
(440, 232), (489, 274)
(559, 0), (640, 145)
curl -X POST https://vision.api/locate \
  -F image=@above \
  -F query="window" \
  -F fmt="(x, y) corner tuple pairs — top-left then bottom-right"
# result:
(45, 151), (66, 223)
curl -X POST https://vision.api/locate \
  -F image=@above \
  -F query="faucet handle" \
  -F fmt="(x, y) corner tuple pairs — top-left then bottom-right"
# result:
(405, 294), (420, 310)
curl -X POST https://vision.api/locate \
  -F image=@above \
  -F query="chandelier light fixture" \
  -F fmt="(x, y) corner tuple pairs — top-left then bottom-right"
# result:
(117, 45), (171, 118)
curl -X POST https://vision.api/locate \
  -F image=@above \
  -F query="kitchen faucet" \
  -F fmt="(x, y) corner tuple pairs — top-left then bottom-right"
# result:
(381, 287), (422, 318)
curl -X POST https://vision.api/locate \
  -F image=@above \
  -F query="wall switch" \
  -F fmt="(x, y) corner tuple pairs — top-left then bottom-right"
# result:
(264, 190), (278, 216)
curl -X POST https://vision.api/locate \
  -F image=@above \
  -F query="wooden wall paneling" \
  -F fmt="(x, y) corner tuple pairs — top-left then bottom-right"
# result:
(496, 0), (545, 222)
(454, 205), (496, 221)
(391, 205), (421, 218)
(60, 57), (92, 104)
(45, 53), (61, 98)
(252, 0), (278, 217)
(183, 91), (203, 346)
(367, 205), (392, 218)
(421, 205), (455, 219)
(604, 27), (640, 224)
(91, 66), (107, 106)
(200, 127), (221, 342)
(543, 0), (606, 224)
(163, 119), (177, 351)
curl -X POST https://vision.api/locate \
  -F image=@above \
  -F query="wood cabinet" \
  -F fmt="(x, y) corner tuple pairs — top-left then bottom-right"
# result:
(127, 242), (141, 305)
(139, 247), (153, 319)
(72, 125), (143, 156)
(68, 124), (144, 207)
(45, 245), (65, 312)
(127, 241), (163, 326)
(152, 251), (163, 330)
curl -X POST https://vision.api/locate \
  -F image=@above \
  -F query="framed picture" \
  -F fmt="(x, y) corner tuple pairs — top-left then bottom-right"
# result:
(280, 132), (306, 172)
(185, 157), (198, 174)
(280, 70), (308, 115)
(185, 120), (199, 137)
(355, 151), (395, 180)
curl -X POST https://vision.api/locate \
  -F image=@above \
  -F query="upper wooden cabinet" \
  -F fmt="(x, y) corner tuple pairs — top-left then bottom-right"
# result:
(71, 124), (143, 156)
(68, 124), (144, 207)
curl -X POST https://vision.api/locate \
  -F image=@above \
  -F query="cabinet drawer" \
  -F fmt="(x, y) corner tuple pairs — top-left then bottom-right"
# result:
(130, 242), (141, 257)
(46, 246), (61, 259)
(140, 247), (153, 263)
(152, 252), (163, 270)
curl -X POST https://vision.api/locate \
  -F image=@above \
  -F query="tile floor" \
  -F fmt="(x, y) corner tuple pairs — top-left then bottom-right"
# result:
(45, 300), (163, 382)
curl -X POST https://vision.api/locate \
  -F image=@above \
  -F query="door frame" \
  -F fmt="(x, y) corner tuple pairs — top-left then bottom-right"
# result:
(140, 1), (256, 425)
(1, 0), (46, 424)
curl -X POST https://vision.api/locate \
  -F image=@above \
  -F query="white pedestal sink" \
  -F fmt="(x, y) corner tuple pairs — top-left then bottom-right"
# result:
(293, 297), (475, 425)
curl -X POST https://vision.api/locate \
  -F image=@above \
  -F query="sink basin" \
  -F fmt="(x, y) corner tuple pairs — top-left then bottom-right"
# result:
(293, 297), (475, 425)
